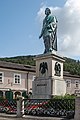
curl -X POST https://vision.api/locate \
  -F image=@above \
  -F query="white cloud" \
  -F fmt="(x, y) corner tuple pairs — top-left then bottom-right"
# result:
(37, 6), (46, 24)
(37, 0), (80, 59)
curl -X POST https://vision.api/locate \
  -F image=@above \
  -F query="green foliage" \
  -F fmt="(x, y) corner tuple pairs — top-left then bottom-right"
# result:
(52, 94), (76, 99)
(64, 57), (80, 75)
(0, 55), (36, 66)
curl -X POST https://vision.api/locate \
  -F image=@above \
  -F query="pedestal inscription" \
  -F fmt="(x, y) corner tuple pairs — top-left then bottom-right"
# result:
(32, 79), (51, 99)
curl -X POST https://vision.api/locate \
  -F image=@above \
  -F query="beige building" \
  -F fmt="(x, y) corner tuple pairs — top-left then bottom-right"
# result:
(64, 71), (80, 95)
(0, 61), (35, 99)
(0, 60), (80, 99)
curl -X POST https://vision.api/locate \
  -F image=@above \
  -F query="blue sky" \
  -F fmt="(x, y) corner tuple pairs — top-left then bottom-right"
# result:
(0, 0), (80, 60)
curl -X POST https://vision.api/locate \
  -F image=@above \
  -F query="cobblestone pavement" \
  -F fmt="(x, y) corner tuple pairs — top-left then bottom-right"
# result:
(0, 113), (74, 120)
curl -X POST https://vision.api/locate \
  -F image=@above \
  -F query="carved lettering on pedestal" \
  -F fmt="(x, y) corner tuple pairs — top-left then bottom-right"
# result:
(37, 84), (47, 86)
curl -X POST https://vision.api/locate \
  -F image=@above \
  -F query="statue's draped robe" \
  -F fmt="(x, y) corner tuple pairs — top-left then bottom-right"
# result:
(41, 15), (57, 53)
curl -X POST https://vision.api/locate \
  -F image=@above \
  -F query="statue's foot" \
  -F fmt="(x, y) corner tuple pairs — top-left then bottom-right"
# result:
(49, 48), (53, 52)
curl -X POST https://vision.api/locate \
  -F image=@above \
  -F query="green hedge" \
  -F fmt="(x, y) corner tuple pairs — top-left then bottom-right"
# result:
(52, 94), (76, 99)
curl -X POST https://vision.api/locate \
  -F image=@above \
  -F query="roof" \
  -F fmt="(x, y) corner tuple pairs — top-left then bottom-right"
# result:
(63, 71), (80, 78)
(0, 61), (36, 72)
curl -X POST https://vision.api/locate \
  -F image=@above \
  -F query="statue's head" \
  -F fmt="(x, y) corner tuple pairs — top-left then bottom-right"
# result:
(45, 8), (51, 16)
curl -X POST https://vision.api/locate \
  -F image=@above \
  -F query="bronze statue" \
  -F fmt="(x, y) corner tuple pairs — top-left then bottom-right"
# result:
(39, 8), (58, 53)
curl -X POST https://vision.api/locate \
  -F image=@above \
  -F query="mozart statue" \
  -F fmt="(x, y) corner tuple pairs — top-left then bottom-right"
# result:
(39, 8), (58, 53)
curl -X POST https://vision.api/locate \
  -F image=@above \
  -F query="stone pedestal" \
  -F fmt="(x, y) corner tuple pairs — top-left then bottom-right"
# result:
(32, 52), (66, 99)
(74, 97), (80, 120)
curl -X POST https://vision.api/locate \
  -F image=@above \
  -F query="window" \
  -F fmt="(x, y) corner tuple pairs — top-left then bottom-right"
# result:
(66, 80), (71, 88)
(0, 72), (4, 83)
(75, 81), (79, 88)
(14, 74), (21, 84)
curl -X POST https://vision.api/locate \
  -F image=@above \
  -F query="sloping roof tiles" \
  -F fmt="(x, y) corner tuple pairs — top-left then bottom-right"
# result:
(0, 61), (36, 72)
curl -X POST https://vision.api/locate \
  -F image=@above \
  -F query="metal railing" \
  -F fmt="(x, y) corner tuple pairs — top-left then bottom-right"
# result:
(23, 99), (75, 118)
(0, 99), (17, 114)
(0, 98), (75, 119)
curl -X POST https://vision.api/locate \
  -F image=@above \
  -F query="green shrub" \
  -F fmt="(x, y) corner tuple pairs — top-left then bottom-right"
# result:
(52, 94), (76, 99)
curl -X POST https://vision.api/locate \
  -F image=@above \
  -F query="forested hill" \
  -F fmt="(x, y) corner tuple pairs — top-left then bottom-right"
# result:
(0, 55), (36, 66)
(0, 55), (80, 76)
(63, 57), (80, 75)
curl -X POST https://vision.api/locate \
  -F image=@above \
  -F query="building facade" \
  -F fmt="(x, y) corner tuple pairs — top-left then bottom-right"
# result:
(0, 61), (35, 99)
(64, 71), (80, 95)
